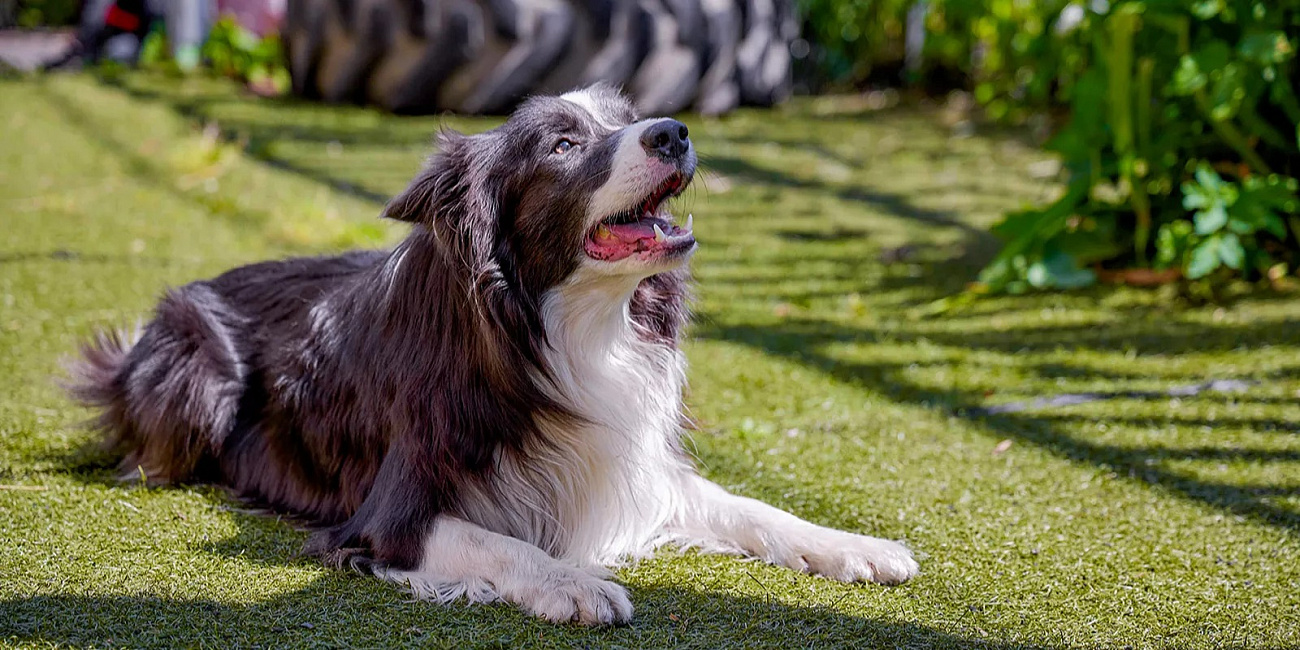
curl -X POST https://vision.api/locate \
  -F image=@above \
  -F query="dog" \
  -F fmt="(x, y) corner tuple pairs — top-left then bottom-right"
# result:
(67, 85), (919, 625)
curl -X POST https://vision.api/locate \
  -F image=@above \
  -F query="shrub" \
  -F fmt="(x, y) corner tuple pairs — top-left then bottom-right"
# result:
(137, 17), (289, 96)
(797, 0), (1092, 121)
(976, 1), (1300, 294)
(798, 0), (1300, 294)
(201, 17), (290, 95)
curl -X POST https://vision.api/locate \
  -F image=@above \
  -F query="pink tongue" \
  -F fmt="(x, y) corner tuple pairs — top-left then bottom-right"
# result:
(606, 220), (658, 243)
(586, 219), (671, 262)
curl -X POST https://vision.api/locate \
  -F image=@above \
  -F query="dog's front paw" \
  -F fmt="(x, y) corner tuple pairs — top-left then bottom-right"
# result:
(774, 530), (919, 586)
(515, 567), (633, 626)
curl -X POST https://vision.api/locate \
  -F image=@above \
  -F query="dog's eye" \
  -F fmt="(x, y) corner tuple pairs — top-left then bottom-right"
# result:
(552, 139), (576, 155)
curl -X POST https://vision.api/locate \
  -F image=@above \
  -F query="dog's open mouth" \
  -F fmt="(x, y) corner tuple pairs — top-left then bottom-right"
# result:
(585, 173), (696, 263)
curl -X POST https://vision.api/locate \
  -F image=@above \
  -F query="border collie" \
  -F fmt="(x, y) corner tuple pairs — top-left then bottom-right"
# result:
(68, 85), (918, 625)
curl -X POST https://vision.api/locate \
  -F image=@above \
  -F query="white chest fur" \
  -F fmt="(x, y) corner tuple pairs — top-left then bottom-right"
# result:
(457, 274), (688, 566)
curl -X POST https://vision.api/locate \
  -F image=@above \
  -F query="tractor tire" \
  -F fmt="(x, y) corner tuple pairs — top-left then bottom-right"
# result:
(283, 0), (793, 115)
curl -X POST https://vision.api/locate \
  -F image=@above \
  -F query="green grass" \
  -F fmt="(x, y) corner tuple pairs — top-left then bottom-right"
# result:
(2, 73), (1299, 649)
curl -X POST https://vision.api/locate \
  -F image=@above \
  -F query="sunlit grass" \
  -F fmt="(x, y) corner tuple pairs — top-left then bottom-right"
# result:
(1, 73), (1298, 649)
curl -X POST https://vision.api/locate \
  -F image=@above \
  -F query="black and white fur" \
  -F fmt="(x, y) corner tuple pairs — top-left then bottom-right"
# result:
(68, 86), (918, 625)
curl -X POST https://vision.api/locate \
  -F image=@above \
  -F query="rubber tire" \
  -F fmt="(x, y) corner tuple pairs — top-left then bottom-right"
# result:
(284, 0), (793, 114)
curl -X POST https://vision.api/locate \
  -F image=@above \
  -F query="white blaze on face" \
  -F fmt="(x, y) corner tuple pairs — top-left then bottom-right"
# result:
(560, 89), (622, 131)
(583, 119), (680, 227)
(560, 89), (682, 229)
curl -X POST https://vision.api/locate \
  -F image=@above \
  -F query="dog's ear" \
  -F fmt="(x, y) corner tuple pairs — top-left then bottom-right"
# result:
(381, 130), (483, 224)
(380, 171), (435, 223)
(382, 129), (546, 365)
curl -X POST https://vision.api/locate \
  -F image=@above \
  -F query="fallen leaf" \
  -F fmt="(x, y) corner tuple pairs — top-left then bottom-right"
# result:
(992, 439), (1013, 456)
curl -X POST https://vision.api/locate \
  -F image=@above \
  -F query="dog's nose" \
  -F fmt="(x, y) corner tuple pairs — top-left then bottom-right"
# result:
(640, 119), (690, 160)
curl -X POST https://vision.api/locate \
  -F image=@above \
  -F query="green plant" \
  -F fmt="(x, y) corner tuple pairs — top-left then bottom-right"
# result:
(134, 17), (289, 95)
(201, 18), (290, 94)
(1168, 165), (1298, 279)
(796, 0), (1090, 120)
(977, 0), (1300, 294)
(796, 0), (1299, 296)
(14, 0), (79, 26)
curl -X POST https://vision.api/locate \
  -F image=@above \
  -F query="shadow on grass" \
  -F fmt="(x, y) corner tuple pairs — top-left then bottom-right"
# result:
(27, 452), (1013, 648)
(95, 74), (420, 206)
(2, 499), (1046, 649)
(704, 154), (999, 250)
(32, 79), (282, 235)
(696, 314), (1300, 533)
(0, 250), (182, 267)
(0, 584), (1053, 650)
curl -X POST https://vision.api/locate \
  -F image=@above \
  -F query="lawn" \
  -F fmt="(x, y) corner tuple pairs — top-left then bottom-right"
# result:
(2, 73), (1298, 649)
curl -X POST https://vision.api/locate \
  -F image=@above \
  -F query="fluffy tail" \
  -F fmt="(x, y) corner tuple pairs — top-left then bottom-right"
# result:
(63, 326), (141, 469)
(65, 286), (250, 484)
(65, 326), (138, 423)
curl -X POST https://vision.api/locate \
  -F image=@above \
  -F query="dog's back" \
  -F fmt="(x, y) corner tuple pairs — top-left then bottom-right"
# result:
(67, 251), (385, 522)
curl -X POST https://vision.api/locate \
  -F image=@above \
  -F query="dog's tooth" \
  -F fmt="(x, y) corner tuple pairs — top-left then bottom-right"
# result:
(685, 214), (693, 232)
(653, 223), (666, 242)
(597, 224), (612, 239)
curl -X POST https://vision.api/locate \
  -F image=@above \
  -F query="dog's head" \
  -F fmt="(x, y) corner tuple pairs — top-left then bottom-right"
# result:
(384, 85), (698, 298)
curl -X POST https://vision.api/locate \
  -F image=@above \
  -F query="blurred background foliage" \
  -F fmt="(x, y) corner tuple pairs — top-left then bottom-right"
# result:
(798, 0), (1091, 122)
(6, 0), (80, 26)
(799, 0), (1300, 296)
(138, 17), (289, 95)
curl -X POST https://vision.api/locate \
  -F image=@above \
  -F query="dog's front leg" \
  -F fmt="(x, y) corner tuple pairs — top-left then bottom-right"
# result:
(665, 474), (920, 585)
(373, 516), (633, 626)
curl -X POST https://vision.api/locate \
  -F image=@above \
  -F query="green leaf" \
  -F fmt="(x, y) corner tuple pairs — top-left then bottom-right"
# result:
(1195, 202), (1229, 234)
(232, 26), (260, 53)
(1155, 221), (1194, 270)
(1209, 63), (1246, 121)
(1026, 246), (1097, 290)
(1233, 176), (1300, 240)
(988, 180), (1089, 249)
(1170, 56), (1206, 95)
(1187, 238), (1223, 279)
(1219, 232), (1245, 269)
(247, 64), (269, 84)
(1181, 185), (1211, 209)
(1193, 42), (1233, 75)
(1051, 265), (1097, 290)
(1263, 214), (1287, 239)
(1239, 32), (1294, 66)
(1242, 175), (1300, 209)
(1155, 226), (1177, 268)
(1192, 0), (1224, 19)
(977, 256), (1017, 288)
(1226, 218), (1256, 235)
(1026, 261), (1052, 288)
(1050, 69), (1108, 158)
(1055, 224), (1122, 264)
(1194, 164), (1224, 192)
